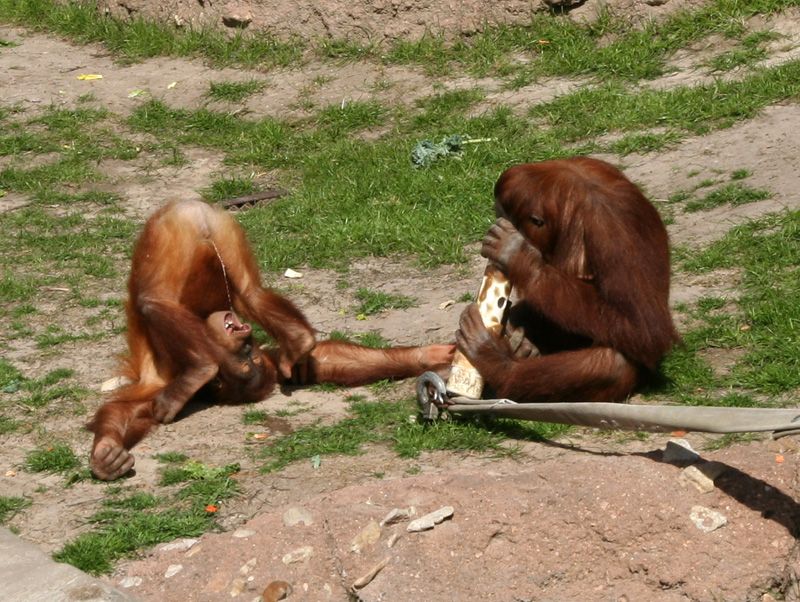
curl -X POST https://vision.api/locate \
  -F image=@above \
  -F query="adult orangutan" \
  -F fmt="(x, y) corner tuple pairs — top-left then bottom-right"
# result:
(89, 200), (454, 480)
(456, 157), (679, 403)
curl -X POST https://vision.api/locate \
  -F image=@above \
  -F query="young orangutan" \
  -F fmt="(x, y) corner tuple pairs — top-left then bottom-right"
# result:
(89, 200), (454, 480)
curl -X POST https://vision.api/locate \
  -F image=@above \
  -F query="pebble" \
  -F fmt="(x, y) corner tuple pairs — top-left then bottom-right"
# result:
(283, 506), (314, 527)
(282, 545), (313, 564)
(118, 576), (142, 588)
(158, 538), (199, 553)
(380, 507), (415, 526)
(164, 564), (183, 578)
(680, 465), (716, 493)
(351, 520), (381, 553)
(689, 505), (727, 533)
(233, 528), (256, 538)
(662, 439), (700, 464)
(407, 506), (454, 532)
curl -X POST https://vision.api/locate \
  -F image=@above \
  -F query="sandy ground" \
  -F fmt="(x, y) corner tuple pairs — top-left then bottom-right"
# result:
(2, 4), (800, 601)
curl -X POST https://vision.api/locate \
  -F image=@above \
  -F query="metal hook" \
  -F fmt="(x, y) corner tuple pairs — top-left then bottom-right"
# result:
(416, 371), (449, 421)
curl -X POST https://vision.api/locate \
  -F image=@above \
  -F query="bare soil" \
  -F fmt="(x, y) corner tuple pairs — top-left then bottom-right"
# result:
(2, 2), (800, 601)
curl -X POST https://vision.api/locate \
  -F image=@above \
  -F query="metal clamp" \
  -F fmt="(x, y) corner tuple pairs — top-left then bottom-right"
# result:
(416, 371), (450, 421)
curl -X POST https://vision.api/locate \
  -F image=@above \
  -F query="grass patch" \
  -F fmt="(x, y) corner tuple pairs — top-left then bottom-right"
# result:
(55, 459), (240, 575)
(206, 79), (266, 103)
(663, 210), (800, 400)
(354, 288), (417, 316)
(24, 443), (81, 473)
(0, 0), (303, 67)
(684, 182), (771, 212)
(259, 397), (567, 473)
(0, 496), (30, 524)
(243, 409), (268, 425)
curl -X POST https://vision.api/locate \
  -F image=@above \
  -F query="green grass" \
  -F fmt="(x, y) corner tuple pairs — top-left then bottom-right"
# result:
(684, 182), (771, 212)
(662, 211), (800, 401)
(354, 288), (417, 316)
(55, 459), (240, 575)
(24, 443), (81, 473)
(206, 79), (266, 103)
(706, 30), (780, 72)
(258, 396), (568, 473)
(0, 0), (303, 67)
(242, 409), (268, 425)
(0, 496), (30, 524)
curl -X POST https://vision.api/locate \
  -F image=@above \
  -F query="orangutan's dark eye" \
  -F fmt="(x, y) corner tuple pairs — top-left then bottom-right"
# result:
(529, 214), (545, 227)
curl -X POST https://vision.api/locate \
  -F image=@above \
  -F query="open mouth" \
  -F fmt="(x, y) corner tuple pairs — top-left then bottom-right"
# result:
(223, 312), (251, 336)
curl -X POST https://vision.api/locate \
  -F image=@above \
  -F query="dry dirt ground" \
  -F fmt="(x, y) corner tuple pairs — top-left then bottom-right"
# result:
(2, 3), (800, 602)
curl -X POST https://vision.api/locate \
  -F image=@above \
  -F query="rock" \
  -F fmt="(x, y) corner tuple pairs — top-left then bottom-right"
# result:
(118, 576), (142, 588)
(233, 528), (256, 538)
(351, 520), (381, 553)
(283, 506), (314, 527)
(282, 546), (313, 564)
(380, 507), (415, 526)
(351, 557), (390, 590)
(542, 0), (584, 6)
(663, 439), (700, 464)
(238, 558), (257, 575)
(222, 1), (252, 28)
(164, 564), (183, 578)
(689, 506), (727, 533)
(407, 506), (454, 532)
(680, 465), (715, 493)
(157, 538), (199, 552)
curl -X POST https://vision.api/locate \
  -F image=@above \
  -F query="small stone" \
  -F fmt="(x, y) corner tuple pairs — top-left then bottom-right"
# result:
(186, 543), (204, 558)
(233, 528), (256, 538)
(351, 520), (381, 553)
(407, 506), (454, 532)
(229, 577), (246, 596)
(239, 558), (257, 575)
(222, 2), (252, 28)
(158, 538), (199, 552)
(380, 507), (415, 526)
(680, 465), (715, 493)
(118, 576), (142, 588)
(438, 299), (455, 310)
(662, 439), (700, 464)
(351, 557), (390, 590)
(689, 505), (727, 533)
(283, 506), (313, 527)
(282, 545), (313, 564)
(164, 564), (183, 578)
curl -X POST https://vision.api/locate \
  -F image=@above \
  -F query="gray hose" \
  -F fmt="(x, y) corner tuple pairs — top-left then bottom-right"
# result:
(446, 397), (800, 437)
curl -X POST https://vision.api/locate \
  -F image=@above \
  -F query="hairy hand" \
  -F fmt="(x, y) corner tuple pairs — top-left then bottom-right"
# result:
(455, 304), (512, 370)
(481, 217), (542, 277)
(279, 328), (316, 380)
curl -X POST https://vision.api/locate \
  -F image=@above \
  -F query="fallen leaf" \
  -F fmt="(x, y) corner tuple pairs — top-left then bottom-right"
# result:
(205, 504), (219, 513)
(776, 454), (785, 464)
(167, 81), (178, 89)
(77, 74), (103, 81)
